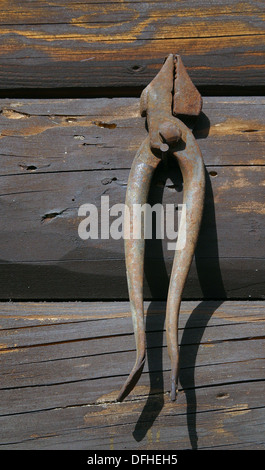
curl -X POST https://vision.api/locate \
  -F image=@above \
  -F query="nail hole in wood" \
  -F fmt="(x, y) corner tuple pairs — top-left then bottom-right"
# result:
(65, 117), (77, 123)
(132, 65), (141, 71)
(101, 177), (117, 185)
(93, 121), (117, 129)
(74, 135), (85, 140)
(41, 212), (60, 223)
(19, 164), (37, 172)
(216, 392), (229, 399)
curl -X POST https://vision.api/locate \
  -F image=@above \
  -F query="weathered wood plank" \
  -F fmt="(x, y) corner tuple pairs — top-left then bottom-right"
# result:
(1, 358), (264, 420)
(1, 299), (265, 328)
(1, 385), (265, 450)
(0, 97), (264, 299)
(1, 166), (264, 260)
(0, 300), (264, 450)
(0, 169), (264, 297)
(0, 97), (265, 299)
(1, 301), (265, 393)
(0, 1), (264, 89)
(1, 303), (265, 351)
(0, 258), (264, 300)
(0, 97), (264, 173)
(0, 300), (264, 327)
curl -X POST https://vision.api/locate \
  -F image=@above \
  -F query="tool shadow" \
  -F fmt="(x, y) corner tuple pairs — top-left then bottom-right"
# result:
(133, 113), (227, 448)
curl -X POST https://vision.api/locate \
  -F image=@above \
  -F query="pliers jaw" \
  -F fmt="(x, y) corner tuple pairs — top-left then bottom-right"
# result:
(173, 54), (202, 118)
(117, 54), (205, 403)
(140, 54), (202, 152)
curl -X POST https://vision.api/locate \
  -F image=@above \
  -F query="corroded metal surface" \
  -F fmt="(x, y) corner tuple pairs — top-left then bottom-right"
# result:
(117, 54), (205, 402)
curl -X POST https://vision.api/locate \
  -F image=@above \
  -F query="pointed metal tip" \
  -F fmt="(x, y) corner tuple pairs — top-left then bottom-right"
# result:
(116, 356), (146, 403)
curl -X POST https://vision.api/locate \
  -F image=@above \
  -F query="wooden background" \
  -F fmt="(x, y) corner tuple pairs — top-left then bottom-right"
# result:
(0, 0), (264, 91)
(0, 97), (264, 300)
(0, 0), (264, 451)
(1, 300), (265, 450)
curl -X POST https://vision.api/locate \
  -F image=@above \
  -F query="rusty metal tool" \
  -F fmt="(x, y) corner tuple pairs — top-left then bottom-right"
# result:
(117, 54), (205, 402)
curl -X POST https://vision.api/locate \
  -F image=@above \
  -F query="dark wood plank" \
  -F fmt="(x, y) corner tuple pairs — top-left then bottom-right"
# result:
(0, 258), (264, 300)
(0, 1), (264, 89)
(0, 168), (264, 296)
(0, 96), (264, 299)
(0, 300), (264, 449)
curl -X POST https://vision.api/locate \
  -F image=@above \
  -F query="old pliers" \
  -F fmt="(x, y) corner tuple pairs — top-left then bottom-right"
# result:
(117, 54), (205, 402)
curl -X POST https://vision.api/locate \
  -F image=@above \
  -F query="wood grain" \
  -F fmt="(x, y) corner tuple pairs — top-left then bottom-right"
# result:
(0, 96), (264, 300)
(0, 96), (264, 172)
(0, 1), (264, 89)
(0, 300), (264, 449)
